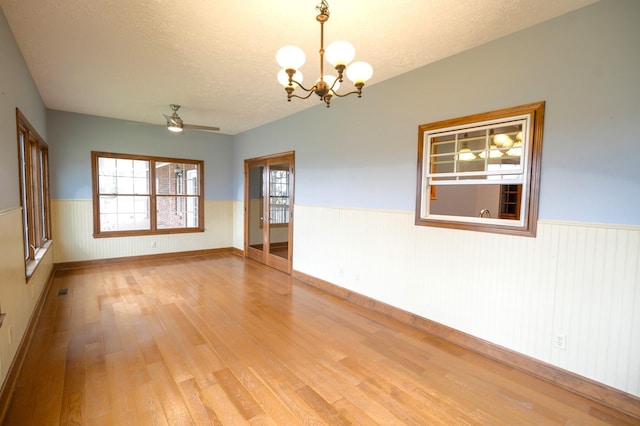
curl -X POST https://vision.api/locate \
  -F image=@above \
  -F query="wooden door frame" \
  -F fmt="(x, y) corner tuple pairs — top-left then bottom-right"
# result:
(244, 151), (295, 274)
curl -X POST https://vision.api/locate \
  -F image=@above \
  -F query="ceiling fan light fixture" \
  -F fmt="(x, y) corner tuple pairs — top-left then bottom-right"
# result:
(163, 104), (220, 134)
(167, 122), (183, 133)
(166, 104), (184, 132)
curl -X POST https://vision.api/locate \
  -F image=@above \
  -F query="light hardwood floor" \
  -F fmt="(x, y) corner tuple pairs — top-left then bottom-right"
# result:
(4, 253), (637, 425)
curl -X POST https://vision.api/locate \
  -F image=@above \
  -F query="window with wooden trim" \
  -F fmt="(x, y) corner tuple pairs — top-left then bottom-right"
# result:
(17, 109), (52, 278)
(416, 102), (544, 237)
(92, 152), (204, 237)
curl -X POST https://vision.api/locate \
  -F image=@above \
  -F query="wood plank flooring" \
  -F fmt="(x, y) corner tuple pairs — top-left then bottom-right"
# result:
(4, 253), (638, 425)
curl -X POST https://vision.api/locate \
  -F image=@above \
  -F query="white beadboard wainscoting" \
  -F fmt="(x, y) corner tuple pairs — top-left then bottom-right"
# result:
(51, 200), (234, 263)
(291, 205), (640, 397)
(0, 207), (53, 390)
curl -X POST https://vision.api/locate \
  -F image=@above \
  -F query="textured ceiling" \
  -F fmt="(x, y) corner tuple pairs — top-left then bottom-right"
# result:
(1, 0), (597, 135)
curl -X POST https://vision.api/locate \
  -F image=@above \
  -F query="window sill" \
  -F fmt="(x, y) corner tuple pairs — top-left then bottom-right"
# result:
(93, 227), (205, 238)
(26, 240), (52, 282)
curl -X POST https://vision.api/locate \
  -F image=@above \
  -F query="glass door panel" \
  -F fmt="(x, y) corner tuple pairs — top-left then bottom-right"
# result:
(268, 162), (290, 260)
(247, 165), (264, 258)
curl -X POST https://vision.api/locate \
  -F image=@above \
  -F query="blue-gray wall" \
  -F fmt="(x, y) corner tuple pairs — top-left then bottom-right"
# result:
(0, 4), (51, 395)
(0, 6), (46, 211)
(40, 1), (640, 226)
(47, 110), (234, 201)
(234, 0), (640, 226)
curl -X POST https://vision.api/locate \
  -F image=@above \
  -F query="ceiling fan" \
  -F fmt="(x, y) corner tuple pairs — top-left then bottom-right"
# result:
(163, 104), (220, 133)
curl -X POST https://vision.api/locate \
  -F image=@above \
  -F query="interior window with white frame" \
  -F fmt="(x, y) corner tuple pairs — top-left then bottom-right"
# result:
(415, 102), (545, 237)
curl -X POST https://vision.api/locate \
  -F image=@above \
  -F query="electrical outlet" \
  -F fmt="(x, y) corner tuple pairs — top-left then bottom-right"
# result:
(553, 333), (567, 350)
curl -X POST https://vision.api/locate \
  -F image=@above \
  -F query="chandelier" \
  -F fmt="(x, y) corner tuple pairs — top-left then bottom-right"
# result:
(276, 0), (373, 107)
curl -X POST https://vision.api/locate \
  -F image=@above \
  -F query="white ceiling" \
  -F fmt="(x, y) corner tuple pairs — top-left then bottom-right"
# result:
(1, 0), (597, 135)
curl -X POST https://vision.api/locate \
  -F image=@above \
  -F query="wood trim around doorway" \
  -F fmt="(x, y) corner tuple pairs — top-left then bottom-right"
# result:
(244, 151), (295, 274)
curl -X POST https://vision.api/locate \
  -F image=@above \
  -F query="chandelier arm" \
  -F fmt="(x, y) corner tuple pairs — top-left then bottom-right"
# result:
(290, 80), (317, 94)
(328, 75), (342, 92)
(289, 91), (318, 101)
(330, 89), (362, 98)
(331, 82), (366, 98)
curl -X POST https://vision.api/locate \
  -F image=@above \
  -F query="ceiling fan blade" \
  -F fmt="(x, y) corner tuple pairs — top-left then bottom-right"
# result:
(183, 123), (221, 132)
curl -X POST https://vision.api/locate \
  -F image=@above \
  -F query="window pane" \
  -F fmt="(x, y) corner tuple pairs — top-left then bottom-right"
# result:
(19, 131), (29, 259)
(429, 185), (487, 216)
(115, 158), (134, 177)
(99, 157), (116, 175)
(157, 195), (198, 229)
(156, 163), (199, 195)
(116, 174), (134, 194)
(186, 166), (199, 195)
(99, 195), (150, 231)
(99, 157), (149, 195)
(156, 162), (177, 195)
(186, 196), (199, 227)
(133, 176), (149, 194)
(269, 167), (289, 224)
(99, 175), (116, 193)
(39, 149), (47, 241)
(427, 121), (525, 179)
(430, 135), (455, 174)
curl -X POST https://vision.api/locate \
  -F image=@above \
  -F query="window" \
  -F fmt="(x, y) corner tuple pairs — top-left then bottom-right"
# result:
(269, 166), (290, 225)
(17, 109), (52, 278)
(92, 152), (204, 237)
(416, 102), (544, 236)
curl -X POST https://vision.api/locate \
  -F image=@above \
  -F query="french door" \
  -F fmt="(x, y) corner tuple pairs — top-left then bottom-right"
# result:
(244, 152), (294, 274)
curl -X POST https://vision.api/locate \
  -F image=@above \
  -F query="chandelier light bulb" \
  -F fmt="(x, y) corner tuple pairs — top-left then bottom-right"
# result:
(346, 61), (373, 84)
(457, 140), (476, 161)
(458, 147), (476, 161)
(493, 133), (514, 148)
(276, 45), (306, 70)
(507, 140), (522, 157)
(277, 69), (303, 87)
(325, 40), (356, 67)
(479, 143), (503, 159)
(320, 75), (340, 92)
